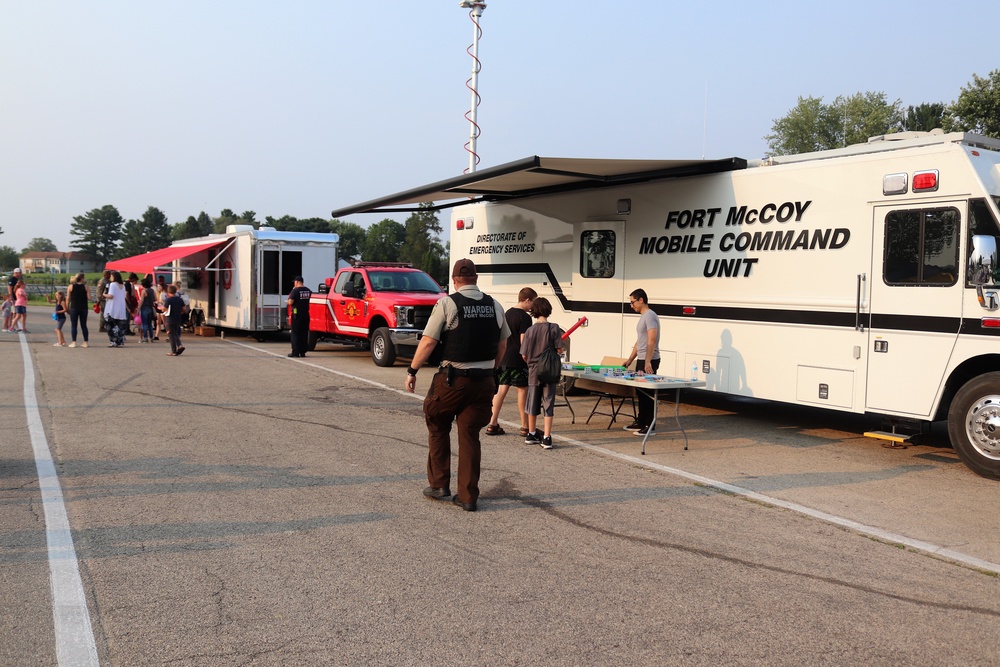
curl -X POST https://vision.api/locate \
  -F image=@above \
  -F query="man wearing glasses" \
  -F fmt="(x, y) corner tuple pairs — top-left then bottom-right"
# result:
(623, 288), (660, 436)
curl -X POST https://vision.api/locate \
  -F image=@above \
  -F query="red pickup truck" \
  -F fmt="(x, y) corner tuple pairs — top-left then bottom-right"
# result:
(307, 262), (446, 366)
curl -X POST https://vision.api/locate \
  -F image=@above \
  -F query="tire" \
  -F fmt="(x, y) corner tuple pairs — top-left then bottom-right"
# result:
(307, 330), (319, 352)
(947, 371), (1000, 480)
(370, 327), (397, 367)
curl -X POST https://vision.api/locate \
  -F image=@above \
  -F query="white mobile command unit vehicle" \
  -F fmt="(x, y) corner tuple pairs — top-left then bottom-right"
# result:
(331, 131), (1000, 479)
(110, 225), (339, 334)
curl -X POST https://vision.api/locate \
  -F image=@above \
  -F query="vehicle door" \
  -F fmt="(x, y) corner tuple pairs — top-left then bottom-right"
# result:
(258, 244), (283, 329)
(866, 203), (963, 416)
(572, 221), (626, 361)
(333, 270), (369, 336)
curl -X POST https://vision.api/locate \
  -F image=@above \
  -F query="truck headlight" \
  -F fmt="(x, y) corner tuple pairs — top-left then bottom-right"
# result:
(394, 305), (414, 327)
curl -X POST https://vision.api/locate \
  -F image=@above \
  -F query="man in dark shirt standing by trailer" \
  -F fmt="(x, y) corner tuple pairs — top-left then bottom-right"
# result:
(162, 285), (187, 356)
(287, 276), (312, 358)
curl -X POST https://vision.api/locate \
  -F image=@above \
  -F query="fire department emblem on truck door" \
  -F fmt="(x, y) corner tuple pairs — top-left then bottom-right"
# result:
(345, 302), (360, 318)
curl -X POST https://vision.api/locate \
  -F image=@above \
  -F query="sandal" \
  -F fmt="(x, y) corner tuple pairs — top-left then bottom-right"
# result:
(519, 427), (530, 438)
(485, 424), (505, 436)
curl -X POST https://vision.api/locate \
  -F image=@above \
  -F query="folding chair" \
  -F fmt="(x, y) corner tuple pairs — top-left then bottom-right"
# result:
(572, 356), (636, 429)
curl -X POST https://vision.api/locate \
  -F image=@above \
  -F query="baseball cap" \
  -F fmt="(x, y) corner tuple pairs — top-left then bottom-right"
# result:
(13, 267), (21, 273)
(293, 275), (304, 283)
(452, 258), (477, 278)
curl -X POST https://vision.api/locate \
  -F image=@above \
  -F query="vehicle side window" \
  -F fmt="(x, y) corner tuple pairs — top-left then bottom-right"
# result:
(581, 230), (616, 278)
(333, 272), (350, 295)
(352, 273), (367, 295)
(966, 198), (1000, 287)
(883, 207), (959, 286)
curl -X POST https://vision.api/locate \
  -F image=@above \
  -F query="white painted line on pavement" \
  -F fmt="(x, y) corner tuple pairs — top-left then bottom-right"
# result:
(229, 338), (1000, 575)
(19, 332), (100, 666)
(566, 437), (1000, 575)
(226, 339), (420, 400)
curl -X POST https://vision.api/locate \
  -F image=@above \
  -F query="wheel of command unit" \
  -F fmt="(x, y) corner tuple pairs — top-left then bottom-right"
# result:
(948, 371), (1000, 480)
(370, 327), (396, 367)
(307, 330), (319, 352)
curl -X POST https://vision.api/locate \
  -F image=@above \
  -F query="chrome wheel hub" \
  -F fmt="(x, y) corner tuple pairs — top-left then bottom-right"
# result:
(966, 395), (1000, 460)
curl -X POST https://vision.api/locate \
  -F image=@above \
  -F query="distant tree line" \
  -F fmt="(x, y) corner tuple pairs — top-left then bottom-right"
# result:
(60, 202), (450, 284)
(765, 69), (1000, 156)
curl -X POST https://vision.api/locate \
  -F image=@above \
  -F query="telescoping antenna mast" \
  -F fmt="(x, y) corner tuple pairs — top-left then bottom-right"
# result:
(460, 1), (486, 173)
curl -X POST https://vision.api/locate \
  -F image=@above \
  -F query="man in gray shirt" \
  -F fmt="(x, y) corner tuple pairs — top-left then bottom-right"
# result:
(623, 288), (660, 436)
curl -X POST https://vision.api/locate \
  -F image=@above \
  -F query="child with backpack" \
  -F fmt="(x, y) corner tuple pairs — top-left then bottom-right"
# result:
(519, 297), (564, 450)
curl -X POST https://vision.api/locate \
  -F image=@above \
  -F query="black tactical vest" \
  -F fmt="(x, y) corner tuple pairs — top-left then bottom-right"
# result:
(440, 291), (501, 363)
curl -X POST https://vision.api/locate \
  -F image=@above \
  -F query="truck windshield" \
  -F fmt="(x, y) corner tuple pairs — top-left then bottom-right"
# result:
(369, 271), (443, 293)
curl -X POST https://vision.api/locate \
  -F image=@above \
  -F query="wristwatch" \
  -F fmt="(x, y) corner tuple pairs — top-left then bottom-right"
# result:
(407, 366), (418, 377)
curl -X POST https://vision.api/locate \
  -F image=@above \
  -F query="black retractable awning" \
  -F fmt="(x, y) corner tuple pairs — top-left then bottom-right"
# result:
(330, 155), (747, 217)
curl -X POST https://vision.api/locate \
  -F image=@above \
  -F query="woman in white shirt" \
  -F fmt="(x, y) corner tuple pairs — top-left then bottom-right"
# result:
(103, 272), (129, 347)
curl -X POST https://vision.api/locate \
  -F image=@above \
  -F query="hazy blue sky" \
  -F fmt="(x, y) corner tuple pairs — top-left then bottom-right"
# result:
(1, 0), (994, 256)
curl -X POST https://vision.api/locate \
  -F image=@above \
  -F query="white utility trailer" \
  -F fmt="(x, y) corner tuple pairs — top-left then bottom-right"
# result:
(110, 225), (339, 333)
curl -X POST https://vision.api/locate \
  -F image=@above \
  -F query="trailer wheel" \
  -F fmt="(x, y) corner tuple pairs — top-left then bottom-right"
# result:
(370, 327), (396, 367)
(307, 331), (319, 352)
(948, 372), (1000, 480)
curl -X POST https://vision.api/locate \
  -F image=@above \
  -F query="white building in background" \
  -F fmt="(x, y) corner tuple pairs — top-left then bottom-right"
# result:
(19, 251), (100, 274)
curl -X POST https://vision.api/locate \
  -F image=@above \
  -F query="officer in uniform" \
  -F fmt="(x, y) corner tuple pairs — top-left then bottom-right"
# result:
(286, 276), (312, 357)
(404, 259), (511, 512)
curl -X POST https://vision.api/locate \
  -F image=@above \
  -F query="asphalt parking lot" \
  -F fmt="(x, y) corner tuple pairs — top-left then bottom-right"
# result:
(4, 318), (1000, 665)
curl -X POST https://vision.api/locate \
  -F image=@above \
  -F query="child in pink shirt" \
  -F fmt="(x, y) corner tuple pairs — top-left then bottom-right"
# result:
(12, 281), (28, 332)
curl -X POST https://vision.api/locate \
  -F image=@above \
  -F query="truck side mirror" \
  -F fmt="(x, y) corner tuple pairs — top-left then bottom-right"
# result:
(969, 235), (1000, 311)
(343, 282), (356, 298)
(317, 283), (328, 294)
(969, 235), (999, 285)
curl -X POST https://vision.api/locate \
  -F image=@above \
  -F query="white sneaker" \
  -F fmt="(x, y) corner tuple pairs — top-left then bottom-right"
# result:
(54, 343), (62, 347)
(81, 342), (88, 348)
(68, 341), (76, 348)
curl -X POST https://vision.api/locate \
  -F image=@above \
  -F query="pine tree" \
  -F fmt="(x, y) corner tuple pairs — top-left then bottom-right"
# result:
(70, 205), (124, 264)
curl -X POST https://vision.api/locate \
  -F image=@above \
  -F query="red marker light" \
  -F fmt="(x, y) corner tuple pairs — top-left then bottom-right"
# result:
(913, 170), (938, 191)
(682, 306), (696, 315)
(456, 219), (465, 230)
(982, 318), (1000, 328)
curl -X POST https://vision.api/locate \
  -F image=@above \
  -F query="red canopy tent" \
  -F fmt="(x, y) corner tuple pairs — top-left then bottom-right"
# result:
(105, 241), (225, 275)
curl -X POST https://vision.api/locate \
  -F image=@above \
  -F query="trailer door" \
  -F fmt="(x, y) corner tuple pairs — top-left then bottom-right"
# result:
(867, 204), (963, 416)
(258, 244), (302, 330)
(573, 222), (626, 359)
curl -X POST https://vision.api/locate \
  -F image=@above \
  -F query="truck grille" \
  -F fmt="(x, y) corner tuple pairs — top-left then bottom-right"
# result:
(411, 306), (433, 329)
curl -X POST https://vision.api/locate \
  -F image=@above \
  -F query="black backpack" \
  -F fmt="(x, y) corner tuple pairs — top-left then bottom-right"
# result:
(535, 324), (563, 384)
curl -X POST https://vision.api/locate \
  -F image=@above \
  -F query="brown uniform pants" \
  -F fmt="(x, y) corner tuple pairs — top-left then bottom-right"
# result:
(423, 372), (495, 505)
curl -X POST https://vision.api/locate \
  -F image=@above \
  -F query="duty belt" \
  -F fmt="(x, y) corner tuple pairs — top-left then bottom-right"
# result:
(438, 366), (494, 385)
